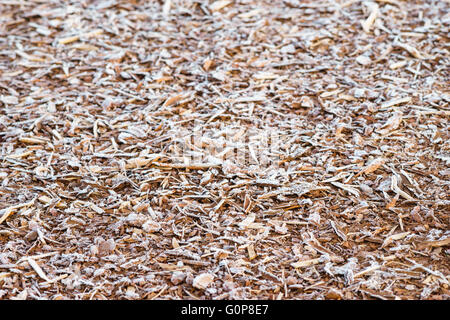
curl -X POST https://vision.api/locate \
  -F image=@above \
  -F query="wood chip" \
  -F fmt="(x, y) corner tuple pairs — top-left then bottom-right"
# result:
(393, 42), (426, 59)
(247, 243), (257, 260)
(420, 238), (450, 248)
(210, 0), (232, 12)
(291, 258), (321, 269)
(361, 2), (379, 33)
(381, 232), (411, 249)
(381, 97), (411, 109)
(192, 273), (214, 290)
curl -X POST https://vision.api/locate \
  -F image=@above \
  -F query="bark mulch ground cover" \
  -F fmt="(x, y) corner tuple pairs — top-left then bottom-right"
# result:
(0, 0), (448, 300)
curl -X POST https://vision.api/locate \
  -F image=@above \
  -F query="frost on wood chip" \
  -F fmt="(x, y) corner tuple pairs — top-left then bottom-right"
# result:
(0, 0), (448, 300)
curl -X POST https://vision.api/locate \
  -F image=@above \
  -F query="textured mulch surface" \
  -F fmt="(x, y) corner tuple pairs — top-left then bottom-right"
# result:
(0, 0), (449, 299)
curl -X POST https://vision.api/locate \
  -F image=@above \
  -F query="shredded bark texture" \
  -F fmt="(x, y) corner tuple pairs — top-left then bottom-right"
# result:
(0, 0), (449, 300)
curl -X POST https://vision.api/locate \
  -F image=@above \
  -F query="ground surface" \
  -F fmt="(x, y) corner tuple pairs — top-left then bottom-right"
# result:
(0, 0), (449, 300)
